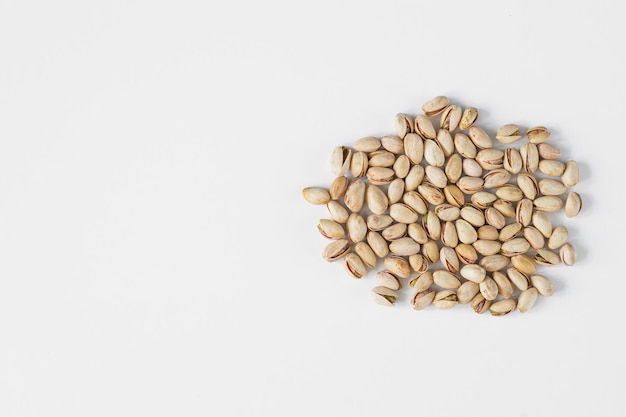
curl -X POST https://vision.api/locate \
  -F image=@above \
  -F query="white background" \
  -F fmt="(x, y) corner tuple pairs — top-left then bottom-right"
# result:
(0, 1), (623, 416)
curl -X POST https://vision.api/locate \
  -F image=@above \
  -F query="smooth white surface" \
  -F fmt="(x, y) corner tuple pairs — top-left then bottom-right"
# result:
(0, 1), (623, 416)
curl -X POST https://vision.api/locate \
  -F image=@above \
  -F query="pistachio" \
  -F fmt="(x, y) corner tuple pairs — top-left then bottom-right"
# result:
(523, 226), (545, 249)
(302, 187), (331, 205)
(470, 191), (497, 209)
(423, 210), (442, 240)
(496, 124), (522, 144)
(344, 253), (367, 278)
(433, 270), (462, 289)
(526, 126), (550, 144)
(376, 270), (401, 290)
(381, 135), (404, 154)
(532, 211), (553, 238)
(424, 139), (445, 166)
(455, 243), (478, 264)
(517, 173), (539, 200)
(354, 136), (381, 153)
(393, 154), (411, 179)
(476, 149), (504, 170)
(412, 289), (435, 310)
(530, 274), (554, 296)
(533, 196), (563, 213)
(499, 222), (523, 242)
(367, 231), (389, 258)
(355, 242), (377, 269)
(454, 133), (477, 159)
(460, 204), (486, 227)
(506, 268), (529, 291)
(425, 165), (448, 188)
(390, 203), (419, 224)
(388, 178), (405, 204)
(503, 148), (523, 174)
(492, 271), (513, 299)
(471, 293), (491, 314)
(473, 239), (502, 256)
(410, 271), (433, 292)
(539, 160), (566, 177)
(422, 240), (440, 263)
(460, 264), (487, 283)
(565, 191), (582, 218)
(433, 290), (458, 309)
(329, 176), (350, 200)
(382, 222), (408, 241)
(440, 246), (460, 272)
(560, 243), (575, 266)
(493, 199), (515, 218)
(423, 95), (450, 117)
(403, 133), (424, 165)
(371, 286), (398, 306)
(520, 143), (539, 173)
(366, 166), (395, 185)
(485, 207), (506, 229)
(366, 184), (388, 215)
(468, 126), (493, 149)
(539, 179), (566, 196)
(395, 113), (413, 138)
(495, 185), (523, 202)
(330, 146), (352, 176)
(457, 176), (484, 194)
(418, 182), (445, 205)
(366, 214), (393, 231)
(516, 199), (533, 226)
(501, 237), (530, 256)
(463, 157), (483, 177)
(548, 225), (568, 249)
(344, 179), (366, 212)
(368, 150), (396, 167)
(347, 213), (367, 243)
(322, 239), (350, 262)
(441, 221), (459, 248)
(537, 143), (561, 160)
(511, 254), (536, 275)
(405, 164), (425, 191)
(534, 248), (561, 266)
(479, 276), (498, 300)
(456, 219), (478, 244)
(318, 219), (345, 239)
(435, 204), (461, 221)
(408, 222), (428, 244)
(327, 200), (349, 223)
(483, 169), (511, 189)
(415, 115), (436, 139)
(457, 281), (480, 304)
(444, 184), (465, 207)
(436, 128), (455, 157)
(518, 288), (539, 313)
(389, 237), (421, 256)
(439, 104), (462, 131)
(384, 255), (412, 278)
(459, 107), (478, 130)
(489, 299), (516, 316)
(445, 153), (463, 183)
(479, 254), (510, 272)
(477, 225), (499, 240)
(409, 254), (429, 273)
(350, 151), (368, 178)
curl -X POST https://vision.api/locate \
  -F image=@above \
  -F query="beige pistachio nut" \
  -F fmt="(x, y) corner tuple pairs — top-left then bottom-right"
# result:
(479, 276), (498, 300)
(471, 293), (491, 314)
(346, 213), (367, 243)
(441, 221), (459, 248)
(388, 178), (405, 204)
(445, 153), (463, 183)
(523, 226), (545, 249)
(330, 146), (352, 176)
(393, 154), (410, 179)
(483, 169), (511, 189)
(501, 238), (531, 256)
(422, 240), (440, 263)
(520, 143), (539, 173)
(547, 225), (568, 249)
(322, 239), (350, 262)
(565, 191), (582, 218)
(418, 182), (445, 205)
(440, 246), (460, 273)
(444, 184), (465, 207)
(409, 254), (429, 273)
(457, 281), (480, 304)
(410, 271), (433, 292)
(476, 149), (504, 170)
(533, 196), (563, 213)
(318, 219), (345, 239)
(367, 231), (389, 258)
(368, 150), (396, 167)
(496, 124), (522, 144)
(425, 165), (448, 188)
(424, 139), (445, 167)
(479, 254), (510, 272)
(455, 243), (478, 264)
(460, 204), (485, 227)
(526, 126), (551, 144)
(539, 160), (566, 177)
(365, 184), (388, 215)
(470, 191), (497, 209)
(329, 176), (349, 200)
(485, 207), (506, 230)
(463, 157), (483, 177)
(454, 133), (477, 159)
(560, 243), (575, 266)
(344, 179), (366, 212)
(457, 176), (484, 194)
(381, 135), (404, 154)
(435, 204), (461, 222)
(534, 248), (561, 266)
(384, 255), (412, 278)
(530, 274), (554, 296)
(412, 290), (435, 310)
(468, 126), (493, 149)
(382, 222), (408, 241)
(492, 271), (513, 299)
(455, 219), (478, 244)
(511, 254), (536, 275)
(477, 225), (499, 240)
(489, 299), (516, 316)
(460, 264), (487, 283)
(532, 211), (553, 238)
(403, 133), (424, 165)
(371, 286), (398, 306)
(517, 173), (539, 200)
(459, 107), (478, 130)
(436, 128), (455, 157)
(495, 185), (523, 202)
(354, 136), (381, 152)
(390, 203), (419, 224)
(354, 242), (377, 269)
(366, 166), (395, 185)
(440, 104), (462, 131)
(350, 151), (368, 178)
(327, 200), (349, 223)
(395, 113), (413, 138)
(433, 270), (462, 289)
(499, 222), (523, 242)
(422, 95), (449, 117)
(376, 270), (401, 290)
(366, 214), (393, 231)
(516, 199), (533, 226)
(539, 179), (566, 196)
(422, 210), (441, 240)
(405, 164), (425, 191)
(537, 143), (561, 160)
(518, 288), (539, 313)
(344, 253), (367, 278)
(415, 115), (436, 139)
(407, 222), (428, 244)
(389, 237), (421, 256)
(473, 239), (502, 256)
(493, 199), (515, 218)
(433, 290), (459, 309)
(302, 187), (331, 205)
(503, 148), (523, 174)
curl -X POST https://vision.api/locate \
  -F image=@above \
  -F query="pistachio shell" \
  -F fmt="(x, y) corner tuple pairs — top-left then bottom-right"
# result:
(460, 204), (486, 227)
(367, 231), (389, 258)
(344, 253), (367, 278)
(384, 255), (412, 278)
(518, 288), (539, 313)
(445, 153), (463, 183)
(433, 270), (462, 289)
(354, 136), (381, 152)
(530, 274), (554, 296)
(468, 126), (492, 149)
(424, 139), (445, 166)
(371, 286), (398, 306)
(389, 237), (421, 256)
(433, 290), (458, 309)
(395, 113), (413, 138)
(415, 115), (436, 139)
(479, 276), (498, 300)
(422, 95), (450, 117)
(387, 178), (405, 204)
(376, 270), (401, 290)
(330, 146), (352, 176)
(355, 242), (377, 269)
(459, 107), (478, 130)
(366, 214), (393, 231)
(322, 239), (350, 262)
(537, 143), (561, 160)
(346, 213), (367, 243)
(412, 289), (435, 310)
(302, 187), (331, 205)
(493, 199), (515, 218)
(499, 222), (523, 241)
(389, 203), (419, 224)
(366, 184), (389, 215)
(454, 133), (477, 159)
(457, 281), (480, 304)
(439, 104), (462, 131)
(492, 271), (513, 299)
(489, 299), (516, 316)
(344, 179), (366, 212)
(403, 133), (424, 165)
(526, 126), (550, 144)
(470, 191), (497, 209)
(561, 160), (579, 187)
(317, 219), (345, 239)
(405, 165), (425, 191)
(326, 200), (349, 223)
(366, 167), (395, 185)
(565, 192), (582, 218)
(381, 135), (404, 154)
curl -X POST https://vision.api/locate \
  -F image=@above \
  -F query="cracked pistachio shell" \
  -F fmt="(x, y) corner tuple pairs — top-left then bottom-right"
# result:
(455, 243), (478, 264)
(518, 288), (539, 313)
(318, 219), (345, 239)
(384, 255), (412, 278)
(479, 254), (510, 272)
(347, 213), (367, 243)
(425, 165), (448, 188)
(433, 270), (462, 289)
(322, 239), (350, 262)
(408, 223), (428, 244)
(445, 153), (463, 183)
(393, 155), (410, 179)
(415, 115), (436, 139)
(376, 270), (401, 290)
(424, 139), (445, 166)
(539, 179), (566, 196)
(354, 136), (381, 153)
(422, 95), (449, 117)
(371, 286), (398, 306)
(344, 253), (367, 279)
(344, 180), (366, 212)
(433, 290), (458, 309)
(489, 299), (516, 316)
(493, 199), (515, 218)
(329, 176), (350, 200)
(395, 113), (413, 138)
(440, 246), (460, 273)
(496, 185), (523, 202)
(366, 214), (393, 231)
(457, 281), (480, 304)
(366, 184), (389, 215)
(517, 173), (539, 200)
(476, 149), (504, 170)
(468, 126), (492, 149)
(477, 225), (499, 240)
(435, 204), (461, 222)
(562, 160), (579, 187)
(511, 254), (536, 275)
(459, 107), (478, 130)
(412, 289), (435, 310)
(565, 192), (582, 218)
(523, 226), (545, 249)
(326, 200), (349, 223)
(533, 196), (563, 213)
(388, 178), (405, 204)
(444, 184), (465, 207)
(368, 150), (396, 167)
(534, 248), (561, 266)
(531, 275), (554, 296)
(350, 151), (368, 178)
(366, 167), (395, 185)
(463, 157), (483, 177)
(532, 211), (553, 238)
(330, 146), (352, 176)
(471, 293), (491, 314)
(496, 124), (522, 144)
(389, 237), (421, 256)
(302, 187), (331, 205)
(403, 191), (428, 215)
(516, 199), (533, 226)
(470, 191), (497, 209)
(485, 207), (506, 229)
(440, 104), (462, 131)
(436, 128), (455, 156)
(473, 239), (502, 256)
(537, 143), (561, 160)
(409, 254), (429, 273)
(527, 126), (550, 144)
(501, 237), (530, 256)
(404, 133), (424, 165)
(520, 143), (539, 173)
(441, 221), (459, 248)
(382, 223), (407, 241)
(539, 160), (566, 177)
(410, 271), (433, 292)
(381, 135), (404, 154)
(560, 243), (575, 266)
(454, 133), (477, 159)
(460, 264), (487, 283)
(390, 203), (419, 224)
(422, 240), (440, 263)
(503, 148), (523, 174)
(418, 182), (445, 205)
(456, 219), (478, 244)
(499, 222), (523, 242)
(355, 241), (377, 269)
(479, 276), (499, 301)
(367, 231), (389, 258)
(492, 271), (513, 299)
(458, 176), (484, 194)
(483, 169), (511, 189)
(423, 211), (442, 240)
(405, 164), (425, 191)
(461, 204), (485, 227)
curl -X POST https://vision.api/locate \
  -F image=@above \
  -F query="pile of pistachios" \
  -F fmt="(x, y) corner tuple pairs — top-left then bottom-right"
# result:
(302, 96), (581, 316)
